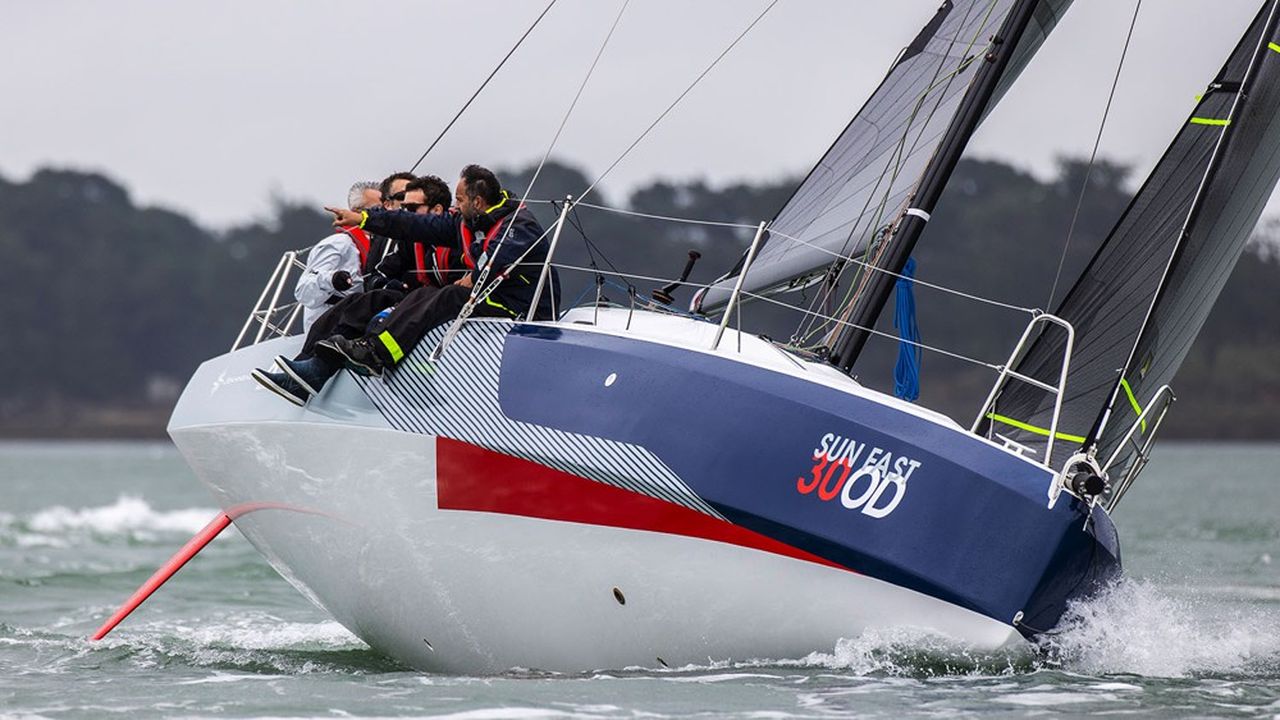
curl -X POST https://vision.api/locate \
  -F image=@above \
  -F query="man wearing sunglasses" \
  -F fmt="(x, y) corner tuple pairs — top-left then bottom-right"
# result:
(379, 175), (459, 290)
(253, 173), (461, 406)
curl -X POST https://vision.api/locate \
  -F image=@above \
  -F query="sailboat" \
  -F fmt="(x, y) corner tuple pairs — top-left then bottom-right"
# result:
(160, 0), (1280, 673)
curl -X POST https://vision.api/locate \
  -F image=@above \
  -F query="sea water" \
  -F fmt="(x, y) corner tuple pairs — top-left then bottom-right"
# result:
(0, 441), (1277, 718)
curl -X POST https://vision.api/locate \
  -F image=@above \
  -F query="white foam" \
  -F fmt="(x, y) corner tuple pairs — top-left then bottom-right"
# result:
(164, 615), (361, 651)
(787, 625), (1014, 676)
(660, 672), (786, 683)
(87, 613), (371, 676)
(26, 495), (220, 536)
(1045, 578), (1280, 678)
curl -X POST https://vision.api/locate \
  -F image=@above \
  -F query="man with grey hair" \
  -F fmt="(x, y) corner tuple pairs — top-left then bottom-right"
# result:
(293, 180), (382, 331)
(347, 180), (381, 213)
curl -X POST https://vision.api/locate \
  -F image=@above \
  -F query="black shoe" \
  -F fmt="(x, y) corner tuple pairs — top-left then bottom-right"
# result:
(278, 355), (327, 396)
(251, 369), (309, 407)
(317, 336), (386, 378)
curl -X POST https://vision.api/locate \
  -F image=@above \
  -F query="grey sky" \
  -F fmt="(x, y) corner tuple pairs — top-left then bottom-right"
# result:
(1, 1), (1265, 228)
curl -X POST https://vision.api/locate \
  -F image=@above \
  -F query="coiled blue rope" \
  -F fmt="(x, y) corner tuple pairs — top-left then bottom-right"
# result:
(894, 257), (921, 401)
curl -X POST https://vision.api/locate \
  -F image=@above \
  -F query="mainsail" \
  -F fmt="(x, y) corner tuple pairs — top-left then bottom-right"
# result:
(982, 0), (1280, 476)
(695, 0), (1072, 312)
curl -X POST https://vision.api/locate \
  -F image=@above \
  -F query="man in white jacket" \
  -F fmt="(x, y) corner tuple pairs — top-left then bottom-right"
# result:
(294, 181), (382, 331)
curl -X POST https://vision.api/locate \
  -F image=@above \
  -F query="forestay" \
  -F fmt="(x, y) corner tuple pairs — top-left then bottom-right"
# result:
(696, 0), (1071, 311)
(982, 1), (1280, 476)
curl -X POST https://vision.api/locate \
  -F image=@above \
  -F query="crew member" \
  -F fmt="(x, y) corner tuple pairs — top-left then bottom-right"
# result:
(317, 165), (559, 379)
(252, 174), (458, 406)
(277, 165), (558, 399)
(293, 180), (381, 331)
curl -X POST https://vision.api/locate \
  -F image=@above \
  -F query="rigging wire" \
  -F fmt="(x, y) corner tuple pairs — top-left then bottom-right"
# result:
(433, 1), (629, 351)
(545, 260), (1005, 371)
(469, 0), (630, 299)
(407, 0), (557, 173)
(522, 195), (1041, 316)
(1046, 0), (1142, 309)
(793, 0), (998, 345)
(544, 261), (1004, 370)
(570, 0), (779, 206)
(573, 201), (759, 230)
(441, 0), (778, 336)
(764, 227), (1041, 315)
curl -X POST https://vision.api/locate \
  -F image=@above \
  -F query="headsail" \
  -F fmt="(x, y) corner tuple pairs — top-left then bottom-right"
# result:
(981, 1), (1280, 477)
(695, 0), (1072, 312)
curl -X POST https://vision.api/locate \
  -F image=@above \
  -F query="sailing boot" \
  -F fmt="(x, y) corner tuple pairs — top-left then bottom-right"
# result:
(278, 355), (340, 395)
(315, 336), (387, 378)
(251, 369), (310, 407)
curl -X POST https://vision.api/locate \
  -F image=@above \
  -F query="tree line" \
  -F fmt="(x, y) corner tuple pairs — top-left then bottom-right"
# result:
(1, 157), (1276, 438)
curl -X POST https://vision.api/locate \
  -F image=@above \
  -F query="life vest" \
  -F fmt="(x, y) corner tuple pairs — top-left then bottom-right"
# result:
(334, 226), (372, 268)
(459, 215), (510, 271)
(412, 243), (458, 287)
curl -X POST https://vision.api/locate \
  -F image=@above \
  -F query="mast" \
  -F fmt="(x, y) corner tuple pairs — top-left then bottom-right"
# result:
(832, 0), (1044, 371)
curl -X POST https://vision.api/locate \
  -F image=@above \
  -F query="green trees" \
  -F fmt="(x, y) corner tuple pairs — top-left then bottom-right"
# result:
(1, 159), (1275, 438)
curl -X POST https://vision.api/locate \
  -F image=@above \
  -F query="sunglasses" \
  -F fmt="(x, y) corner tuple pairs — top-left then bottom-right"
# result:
(401, 202), (425, 213)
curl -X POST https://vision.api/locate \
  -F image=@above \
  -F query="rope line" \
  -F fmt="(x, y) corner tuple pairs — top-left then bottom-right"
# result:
(408, 0), (557, 173)
(573, 201), (760, 229)
(456, 1), (629, 330)
(799, 0), (1001, 345)
(531, 196), (1039, 315)
(1046, 0), (1142, 308)
(569, 0), (779, 206)
(765, 227), (1040, 316)
(545, 261), (1004, 371)
(741, 287), (1002, 370)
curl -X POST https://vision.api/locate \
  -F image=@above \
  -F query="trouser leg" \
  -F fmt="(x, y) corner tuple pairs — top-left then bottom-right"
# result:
(371, 284), (470, 364)
(298, 289), (404, 359)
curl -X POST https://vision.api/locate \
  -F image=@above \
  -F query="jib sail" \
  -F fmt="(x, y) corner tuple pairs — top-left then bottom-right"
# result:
(981, 1), (1280, 479)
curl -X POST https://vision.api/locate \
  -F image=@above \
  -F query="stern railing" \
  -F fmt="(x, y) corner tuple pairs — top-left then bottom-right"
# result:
(1102, 384), (1176, 510)
(971, 313), (1076, 469)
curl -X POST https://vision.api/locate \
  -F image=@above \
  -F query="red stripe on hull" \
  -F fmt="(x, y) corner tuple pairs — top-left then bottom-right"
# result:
(436, 437), (847, 572)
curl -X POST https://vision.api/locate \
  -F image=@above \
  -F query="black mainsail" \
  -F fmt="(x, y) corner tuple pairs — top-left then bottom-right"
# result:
(694, 0), (1072, 315)
(980, 0), (1280, 479)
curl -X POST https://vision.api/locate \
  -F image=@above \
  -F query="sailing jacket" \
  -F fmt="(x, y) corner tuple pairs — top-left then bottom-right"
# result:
(295, 226), (370, 331)
(369, 211), (469, 290)
(362, 233), (396, 278)
(360, 198), (560, 320)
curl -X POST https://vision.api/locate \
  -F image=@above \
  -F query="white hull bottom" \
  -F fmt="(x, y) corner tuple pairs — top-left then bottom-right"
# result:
(172, 421), (1022, 673)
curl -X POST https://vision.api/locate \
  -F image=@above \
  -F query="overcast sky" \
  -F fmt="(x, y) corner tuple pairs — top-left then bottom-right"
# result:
(2, 1), (1267, 228)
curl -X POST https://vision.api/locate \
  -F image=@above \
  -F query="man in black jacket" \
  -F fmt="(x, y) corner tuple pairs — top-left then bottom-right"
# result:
(257, 165), (559, 403)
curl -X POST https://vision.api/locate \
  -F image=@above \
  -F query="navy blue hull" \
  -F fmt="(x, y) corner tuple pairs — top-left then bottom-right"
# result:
(497, 325), (1120, 634)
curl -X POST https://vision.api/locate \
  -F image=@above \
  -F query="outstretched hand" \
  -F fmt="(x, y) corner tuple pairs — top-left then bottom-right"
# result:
(325, 206), (363, 228)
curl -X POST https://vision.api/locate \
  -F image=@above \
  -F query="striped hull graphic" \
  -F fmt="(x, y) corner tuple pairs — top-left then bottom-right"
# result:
(354, 322), (724, 519)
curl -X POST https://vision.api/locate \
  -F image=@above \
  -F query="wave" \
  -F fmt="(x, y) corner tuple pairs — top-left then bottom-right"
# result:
(0, 495), (221, 546)
(2, 612), (401, 677)
(597, 579), (1280, 681)
(1040, 577), (1280, 678)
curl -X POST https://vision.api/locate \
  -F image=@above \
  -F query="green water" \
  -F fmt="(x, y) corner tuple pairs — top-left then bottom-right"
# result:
(1, 441), (1277, 718)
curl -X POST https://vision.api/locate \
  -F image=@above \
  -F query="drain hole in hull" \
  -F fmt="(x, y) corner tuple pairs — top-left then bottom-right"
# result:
(612, 587), (626, 605)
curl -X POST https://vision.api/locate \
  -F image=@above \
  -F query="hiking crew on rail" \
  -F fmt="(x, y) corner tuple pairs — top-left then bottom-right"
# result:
(252, 164), (560, 405)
